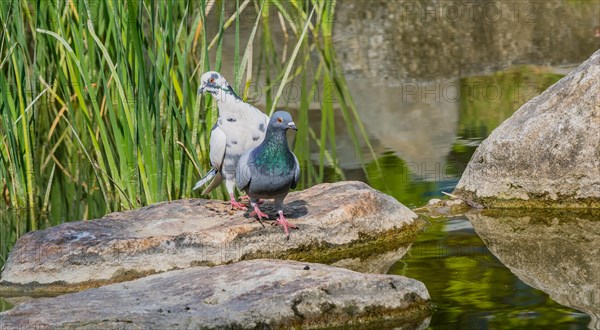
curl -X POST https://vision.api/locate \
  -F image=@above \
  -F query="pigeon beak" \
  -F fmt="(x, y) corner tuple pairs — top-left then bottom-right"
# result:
(287, 121), (297, 131)
(198, 85), (205, 94)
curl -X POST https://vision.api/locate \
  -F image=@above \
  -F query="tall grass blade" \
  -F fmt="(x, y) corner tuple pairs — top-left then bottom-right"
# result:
(268, 7), (316, 116)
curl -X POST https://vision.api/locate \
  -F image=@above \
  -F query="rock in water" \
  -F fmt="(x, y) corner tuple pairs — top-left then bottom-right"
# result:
(0, 181), (420, 294)
(454, 49), (600, 208)
(0, 260), (432, 329)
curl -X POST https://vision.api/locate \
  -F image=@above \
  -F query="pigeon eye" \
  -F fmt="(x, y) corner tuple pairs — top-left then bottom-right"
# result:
(277, 117), (283, 123)
(209, 78), (215, 83)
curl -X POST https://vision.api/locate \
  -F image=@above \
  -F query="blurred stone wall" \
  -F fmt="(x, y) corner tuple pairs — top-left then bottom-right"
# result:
(334, 0), (600, 81)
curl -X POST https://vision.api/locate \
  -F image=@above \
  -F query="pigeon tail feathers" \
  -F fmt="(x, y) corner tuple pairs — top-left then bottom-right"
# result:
(201, 171), (223, 195)
(193, 168), (220, 192)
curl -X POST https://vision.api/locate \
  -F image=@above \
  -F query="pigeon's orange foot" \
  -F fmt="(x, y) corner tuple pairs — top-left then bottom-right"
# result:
(229, 194), (247, 210)
(274, 211), (298, 238)
(250, 204), (269, 220)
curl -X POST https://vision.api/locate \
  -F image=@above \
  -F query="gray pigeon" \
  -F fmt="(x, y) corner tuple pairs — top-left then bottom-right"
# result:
(236, 111), (300, 238)
(194, 71), (269, 210)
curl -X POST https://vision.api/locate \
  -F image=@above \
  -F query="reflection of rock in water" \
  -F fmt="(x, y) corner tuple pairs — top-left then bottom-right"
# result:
(467, 210), (600, 329)
(332, 244), (413, 274)
(346, 79), (459, 175)
(334, 0), (600, 81)
(270, 81), (460, 175)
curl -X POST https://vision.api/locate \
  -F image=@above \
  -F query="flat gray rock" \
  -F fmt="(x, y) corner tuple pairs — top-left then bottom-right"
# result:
(0, 181), (420, 294)
(454, 49), (600, 208)
(0, 260), (432, 329)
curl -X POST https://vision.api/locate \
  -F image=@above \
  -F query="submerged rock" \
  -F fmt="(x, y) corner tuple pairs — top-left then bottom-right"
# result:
(454, 49), (600, 208)
(0, 181), (420, 294)
(0, 260), (432, 329)
(468, 209), (600, 328)
(414, 197), (472, 217)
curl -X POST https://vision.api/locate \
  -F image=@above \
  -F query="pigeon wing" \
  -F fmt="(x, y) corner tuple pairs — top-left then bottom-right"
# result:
(209, 123), (226, 170)
(236, 149), (253, 192)
(291, 153), (300, 189)
(196, 124), (226, 195)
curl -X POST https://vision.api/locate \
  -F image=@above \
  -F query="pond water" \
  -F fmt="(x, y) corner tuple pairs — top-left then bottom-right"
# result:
(1, 1), (600, 328)
(362, 65), (600, 328)
(388, 214), (598, 329)
(331, 2), (600, 327)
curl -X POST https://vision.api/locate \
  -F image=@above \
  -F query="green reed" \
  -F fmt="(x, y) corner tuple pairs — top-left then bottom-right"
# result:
(0, 0), (374, 235)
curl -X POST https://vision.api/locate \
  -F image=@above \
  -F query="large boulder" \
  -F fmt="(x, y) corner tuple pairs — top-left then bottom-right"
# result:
(467, 210), (600, 328)
(454, 49), (600, 208)
(0, 181), (421, 294)
(0, 260), (432, 329)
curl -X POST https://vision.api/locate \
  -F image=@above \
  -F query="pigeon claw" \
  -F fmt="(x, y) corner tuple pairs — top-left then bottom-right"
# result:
(229, 198), (248, 211)
(250, 206), (269, 220)
(274, 211), (298, 239)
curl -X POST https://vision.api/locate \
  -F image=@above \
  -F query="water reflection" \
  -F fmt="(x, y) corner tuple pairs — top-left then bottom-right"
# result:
(350, 79), (460, 171)
(331, 3), (599, 324)
(332, 245), (413, 274)
(298, 67), (563, 181)
(360, 67), (563, 208)
(468, 210), (600, 329)
(0, 297), (12, 312)
(390, 215), (591, 328)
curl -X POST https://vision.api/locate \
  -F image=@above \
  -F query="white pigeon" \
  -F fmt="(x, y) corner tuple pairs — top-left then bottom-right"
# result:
(193, 71), (269, 210)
